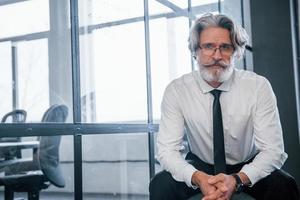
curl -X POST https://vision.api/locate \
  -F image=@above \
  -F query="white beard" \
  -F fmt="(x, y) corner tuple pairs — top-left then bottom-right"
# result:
(198, 58), (234, 83)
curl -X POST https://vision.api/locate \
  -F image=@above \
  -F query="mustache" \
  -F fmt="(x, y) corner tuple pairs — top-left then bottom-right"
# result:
(202, 60), (229, 68)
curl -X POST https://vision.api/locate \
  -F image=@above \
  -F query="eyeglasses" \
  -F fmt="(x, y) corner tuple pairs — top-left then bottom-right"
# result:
(198, 43), (235, 56)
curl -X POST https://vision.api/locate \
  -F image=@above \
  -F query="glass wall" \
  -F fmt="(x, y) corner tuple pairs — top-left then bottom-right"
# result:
(0, 42), (13, 116)
(0, 0), (73, 122)
(0, 0), (74, 199)
(0, 0), (252, 200)
(82, 133), (149, 199)
(79, 0), (147, 124)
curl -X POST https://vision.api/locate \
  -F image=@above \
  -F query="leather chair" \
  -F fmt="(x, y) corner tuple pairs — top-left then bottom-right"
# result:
(0, 104), (68, 200)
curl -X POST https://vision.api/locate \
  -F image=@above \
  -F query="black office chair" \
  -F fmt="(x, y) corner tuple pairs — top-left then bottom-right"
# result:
(1, 109), (27, 124)
(0, 109), (27, 159)
(0, 104), (68, 200)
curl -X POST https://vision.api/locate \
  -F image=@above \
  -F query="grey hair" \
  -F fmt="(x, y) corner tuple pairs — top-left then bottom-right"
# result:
(188, 13), (248, 59)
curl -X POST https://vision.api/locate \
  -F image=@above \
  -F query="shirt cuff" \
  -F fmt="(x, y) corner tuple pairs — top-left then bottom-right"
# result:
(183, 164), (198, 189)
(240, 164), (270, 186)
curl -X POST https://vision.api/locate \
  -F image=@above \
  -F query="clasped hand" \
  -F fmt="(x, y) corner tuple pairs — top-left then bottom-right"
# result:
(192, 171), (236, 200)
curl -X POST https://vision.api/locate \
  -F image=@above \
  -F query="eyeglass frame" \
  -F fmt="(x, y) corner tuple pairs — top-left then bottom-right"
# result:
(198, 43), (235, 57)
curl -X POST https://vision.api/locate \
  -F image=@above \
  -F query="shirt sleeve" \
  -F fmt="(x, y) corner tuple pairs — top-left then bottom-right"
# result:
(157, 82), (198, 188)
(240, 77), (288, 185)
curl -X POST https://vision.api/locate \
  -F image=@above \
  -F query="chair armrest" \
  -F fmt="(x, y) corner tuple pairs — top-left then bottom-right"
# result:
(0, 158), (33, 169)
(0, 141), (40, 174)
(0, 141), (39, 150)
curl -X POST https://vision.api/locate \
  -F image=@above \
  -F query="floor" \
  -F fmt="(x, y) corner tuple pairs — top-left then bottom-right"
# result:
(0, 191), (149, 200)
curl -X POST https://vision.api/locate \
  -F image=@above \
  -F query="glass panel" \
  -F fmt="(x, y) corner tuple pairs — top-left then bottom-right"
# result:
(221, 0), (242, 25)
(0, 0), (73, 123)
(243, 0), (252, 47)
(192, 0), (219, 6)
(191, 0), (219, 16)
(79, 0), (147, 123)
(221, 0), (246, 70)
(243, 0), (253, 71)
(168, 0), (188, 9)
(245, 50), (253, 71)
(0, 42), (13, 118)
(149, 16), (191, 121)
(149, 0), (172, 16)
(80, 0), (144, 25)
(0, 0), (49, 38)
(17, 39), (50, 121)
(82, 133), (149, 200)
(0, 135), (74, 200)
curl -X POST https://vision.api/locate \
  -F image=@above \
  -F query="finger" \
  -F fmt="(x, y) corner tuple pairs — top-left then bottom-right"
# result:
(202, 189), (224, 200)
(208, 174), (225, 184)
(206, 185), (218, 195)
(216, 182), (228, 192)
(203, 193), (222, 200)
(217, 193), (227, 200)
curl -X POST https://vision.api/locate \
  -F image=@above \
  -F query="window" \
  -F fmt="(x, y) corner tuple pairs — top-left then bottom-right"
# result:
(0, 1), (74, 199)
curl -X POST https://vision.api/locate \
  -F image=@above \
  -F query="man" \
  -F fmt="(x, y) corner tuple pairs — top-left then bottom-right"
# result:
(149, 13), (299, 200)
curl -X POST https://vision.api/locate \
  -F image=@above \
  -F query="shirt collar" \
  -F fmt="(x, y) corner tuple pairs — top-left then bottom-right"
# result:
(193, 69), (235, 94)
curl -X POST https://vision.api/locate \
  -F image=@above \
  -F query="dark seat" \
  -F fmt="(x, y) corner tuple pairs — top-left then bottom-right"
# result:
(0, 104), (68, 200)
(0, 109), (27, 159)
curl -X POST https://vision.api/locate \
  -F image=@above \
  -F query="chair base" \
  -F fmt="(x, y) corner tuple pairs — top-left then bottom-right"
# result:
(0, 173), (49, 200)
(4, 187), (40, 200)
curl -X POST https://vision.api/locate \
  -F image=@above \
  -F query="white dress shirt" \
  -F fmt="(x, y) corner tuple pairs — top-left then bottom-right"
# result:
(157, 68), (287, 188)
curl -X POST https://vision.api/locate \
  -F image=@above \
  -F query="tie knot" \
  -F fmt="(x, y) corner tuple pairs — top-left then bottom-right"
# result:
(210, 89), (221, 98)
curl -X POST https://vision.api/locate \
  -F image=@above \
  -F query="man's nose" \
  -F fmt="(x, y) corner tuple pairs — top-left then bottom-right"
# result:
(212, 48), (223, 60)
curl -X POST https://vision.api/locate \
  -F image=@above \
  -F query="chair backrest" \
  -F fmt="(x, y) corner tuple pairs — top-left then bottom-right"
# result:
(1, 109), (27, 123)
(0, 109), (27, 158)
(39, 104), (68, 187)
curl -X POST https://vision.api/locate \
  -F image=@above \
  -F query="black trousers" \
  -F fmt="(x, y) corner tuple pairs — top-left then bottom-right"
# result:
(149, 152), (300, 200)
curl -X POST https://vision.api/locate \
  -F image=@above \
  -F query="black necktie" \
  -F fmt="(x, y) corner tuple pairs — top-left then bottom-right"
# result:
(210, 89), (226, 174)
